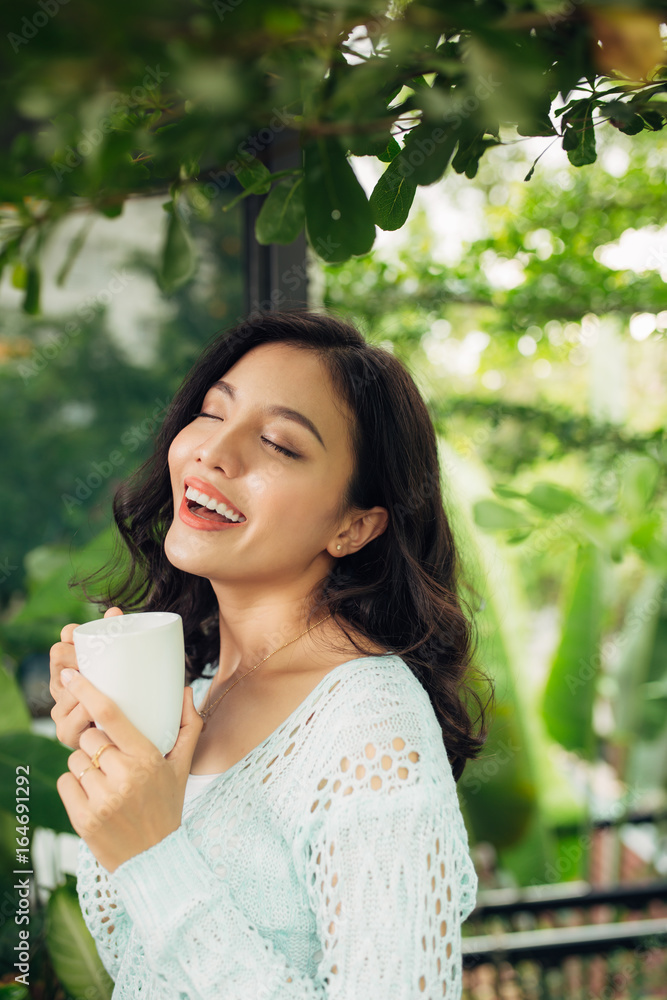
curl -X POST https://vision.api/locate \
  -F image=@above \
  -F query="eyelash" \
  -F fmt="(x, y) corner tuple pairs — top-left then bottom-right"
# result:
(190, 412), (300, 460)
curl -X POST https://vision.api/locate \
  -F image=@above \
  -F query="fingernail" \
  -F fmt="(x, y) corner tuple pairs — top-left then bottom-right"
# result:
(61, 668), (77, 686)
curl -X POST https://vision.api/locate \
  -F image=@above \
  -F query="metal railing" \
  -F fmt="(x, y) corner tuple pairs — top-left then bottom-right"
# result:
(461, 877), (667, 997)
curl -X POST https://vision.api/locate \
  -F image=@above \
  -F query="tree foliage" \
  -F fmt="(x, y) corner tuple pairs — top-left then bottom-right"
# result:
(1, 0), (667, 311)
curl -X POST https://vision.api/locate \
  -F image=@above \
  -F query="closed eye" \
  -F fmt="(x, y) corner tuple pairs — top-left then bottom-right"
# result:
(190, 412), (300, 460)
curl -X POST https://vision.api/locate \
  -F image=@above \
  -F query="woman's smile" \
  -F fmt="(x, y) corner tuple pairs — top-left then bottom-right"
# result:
(165, 342), (353, 568)
(178, 490), (249, 532)
(178, 474), (248, 531)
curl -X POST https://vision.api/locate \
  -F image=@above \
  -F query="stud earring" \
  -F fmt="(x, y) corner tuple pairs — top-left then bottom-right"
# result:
(336, 544), (341, 551)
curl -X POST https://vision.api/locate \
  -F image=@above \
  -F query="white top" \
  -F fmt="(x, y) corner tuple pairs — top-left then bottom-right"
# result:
(183, 669), (223, 810)
(77, 653), (478, 999)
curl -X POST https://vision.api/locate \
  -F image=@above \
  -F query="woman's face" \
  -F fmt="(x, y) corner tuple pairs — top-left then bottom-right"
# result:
(164, 342), (361, 591)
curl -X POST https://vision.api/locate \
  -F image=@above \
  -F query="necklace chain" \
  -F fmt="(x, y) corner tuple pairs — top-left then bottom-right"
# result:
(196, 613), (333, 730)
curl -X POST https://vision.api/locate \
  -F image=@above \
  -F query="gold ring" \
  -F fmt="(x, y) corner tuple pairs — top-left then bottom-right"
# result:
(77, 742), (115, 780)
(90, 742), (115, 768)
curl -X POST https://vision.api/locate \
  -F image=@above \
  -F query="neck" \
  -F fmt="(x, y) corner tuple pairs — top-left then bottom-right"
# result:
(209, 579), (333, 685)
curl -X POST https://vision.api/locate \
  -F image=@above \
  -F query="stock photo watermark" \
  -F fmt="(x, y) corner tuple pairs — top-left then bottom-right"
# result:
(565, 577), (666, 696)
(61, 397), (171, 514)
(17, 268), (135, 382)
(13, 764), (32, 987)
(7, 0), (70, 53)
(51, 66), (169, 180)
(184, 106), (295, 216)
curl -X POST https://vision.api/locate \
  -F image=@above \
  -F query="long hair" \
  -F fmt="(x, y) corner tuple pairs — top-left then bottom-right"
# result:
(74, 308), (494, 781)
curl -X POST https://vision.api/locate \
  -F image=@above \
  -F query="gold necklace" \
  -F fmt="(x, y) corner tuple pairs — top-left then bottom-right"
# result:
(196, 613), (333, 731)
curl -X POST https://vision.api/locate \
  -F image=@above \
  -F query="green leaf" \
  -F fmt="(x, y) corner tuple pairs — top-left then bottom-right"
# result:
(517, 112), (558, 137)
(524, 482), (580, 515)
(233, 153), (272, 194)
(377, 136), (402, 162)
(613, 571), (666, 744)
(0, 525), (130, 660)
(159, 207), (196, 293)
(368, 157), (417, 231)
(303, 137), (376, 262)
(0, 985), (30, 999)
(473, 499), (533, 531)
(506, 527), (535, 544)
(0, 235), (20, 284)
(553, 98), (580, 117)
(0, 732), (73, 832)
(155, 122), (180, 135)
(614, 113), (645, 135)
(222, 169), (301, 213)
(541, 544), (605, 758)
(629, 511), (662, 552)
(399, 121), (459, 186)
(23, 263), (40, 315)
(450, 128), (499, 179)
(345, 131), (400, 161)
(562, 126), (579, 152)
(409, 75), (431, 92)
(0, 663), (31, 735)
(98, 202), (124, 218)
(11, 262), (27, 289)
(46, 878), (114, 1000)
(565, 99), (597, 167)
(255, 175), (305, 245)
(619, 455), (661, 517)
(492, 484), (526, 500)
(56, 216), (95, 287)
(640, 109), (665, 131)
(524, 157), (539, 182)
(517, 91), (558, 137)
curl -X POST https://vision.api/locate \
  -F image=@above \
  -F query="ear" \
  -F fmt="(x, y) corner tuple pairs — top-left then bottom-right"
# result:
(337, 506), (388, 555)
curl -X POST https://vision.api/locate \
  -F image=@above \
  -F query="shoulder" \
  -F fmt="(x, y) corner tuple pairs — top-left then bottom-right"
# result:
(300, 653), (454, 796)
(316, 653), (440, 734)
(292, 655), (477, 913)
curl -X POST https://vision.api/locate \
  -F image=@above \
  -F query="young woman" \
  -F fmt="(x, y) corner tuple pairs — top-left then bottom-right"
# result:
(51, 309), (493, 999)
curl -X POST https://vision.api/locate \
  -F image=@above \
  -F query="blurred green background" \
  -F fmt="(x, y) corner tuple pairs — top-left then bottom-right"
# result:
(1, 1), (667, 995)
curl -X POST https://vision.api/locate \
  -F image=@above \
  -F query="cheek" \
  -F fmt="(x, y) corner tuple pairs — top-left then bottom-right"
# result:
(168, 429), (191, 469)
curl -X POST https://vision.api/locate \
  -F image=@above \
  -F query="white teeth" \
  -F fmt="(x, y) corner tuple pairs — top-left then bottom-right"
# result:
(215, 502), (239, 521)
(184, 485), (245, 521)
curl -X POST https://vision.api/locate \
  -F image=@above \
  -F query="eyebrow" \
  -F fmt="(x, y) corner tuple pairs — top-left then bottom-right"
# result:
(210, 379), (327, 450)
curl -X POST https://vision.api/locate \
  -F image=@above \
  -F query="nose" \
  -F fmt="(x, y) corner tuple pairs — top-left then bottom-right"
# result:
(193, 419), (241, 475)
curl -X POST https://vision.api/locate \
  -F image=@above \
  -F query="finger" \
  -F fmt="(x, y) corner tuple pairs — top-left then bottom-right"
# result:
(56, 770), (90, 827)
(165, 688), (203, 766)
(60, 607), (121, 645)
(67, 748), (99, 780)
(51, 664), (89, 710)
(68, 700), (95, 726)
(77, 733), (119, 779)
(50, 641), (75, 682)
(59, 669), (156, 759)
(51, 703), (95, 750)
(51, 692), (93, 725)
(59, 624), (81, 645)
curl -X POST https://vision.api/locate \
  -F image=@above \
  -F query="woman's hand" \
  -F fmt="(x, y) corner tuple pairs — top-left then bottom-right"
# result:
(56, 666), (203, 874)
(50, 607), (124, 750)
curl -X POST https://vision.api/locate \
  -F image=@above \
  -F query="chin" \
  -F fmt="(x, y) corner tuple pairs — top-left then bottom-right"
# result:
(163, 533), (200, 575)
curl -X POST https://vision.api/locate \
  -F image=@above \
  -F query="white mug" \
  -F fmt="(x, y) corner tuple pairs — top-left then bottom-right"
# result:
(72, 612), (185, 756)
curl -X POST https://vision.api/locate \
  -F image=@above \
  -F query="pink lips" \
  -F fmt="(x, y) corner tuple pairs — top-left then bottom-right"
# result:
(183, 475), (245, 518)
(178, 493), (247, 531)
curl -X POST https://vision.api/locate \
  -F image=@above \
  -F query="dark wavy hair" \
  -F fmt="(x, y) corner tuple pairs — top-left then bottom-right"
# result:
(75, 308), (493, 781)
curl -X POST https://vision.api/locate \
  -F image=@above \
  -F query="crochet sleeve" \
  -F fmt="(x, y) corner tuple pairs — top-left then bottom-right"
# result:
(76, 838), (133, 981)
(109, 688), (477, 998)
